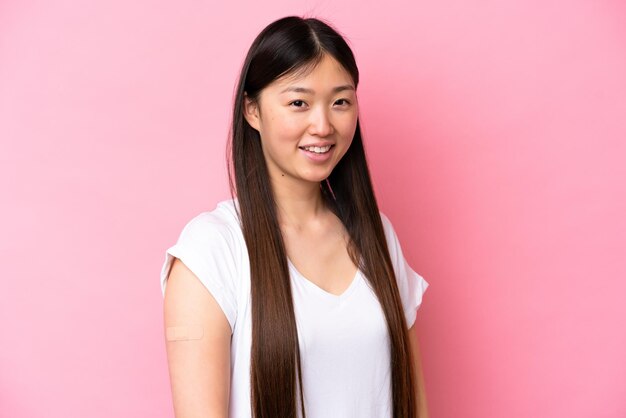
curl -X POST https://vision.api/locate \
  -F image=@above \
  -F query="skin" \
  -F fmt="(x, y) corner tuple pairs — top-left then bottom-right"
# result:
(243, 53), (360, 295)
(409, 322), (430, 418)
(164, 258), (231, 418)
(163, 52), (428, 417)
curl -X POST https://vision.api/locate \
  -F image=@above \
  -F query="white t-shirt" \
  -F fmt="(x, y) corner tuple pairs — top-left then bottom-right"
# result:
(160, 198), (429, 418)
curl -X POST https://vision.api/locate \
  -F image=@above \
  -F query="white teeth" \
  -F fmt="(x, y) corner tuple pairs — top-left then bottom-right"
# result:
(303, 145), (332, 154)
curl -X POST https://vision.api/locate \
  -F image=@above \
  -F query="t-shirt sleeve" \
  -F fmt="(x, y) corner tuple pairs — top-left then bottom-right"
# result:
(380, 212), (429, 329)
(160, 213), (238, 333)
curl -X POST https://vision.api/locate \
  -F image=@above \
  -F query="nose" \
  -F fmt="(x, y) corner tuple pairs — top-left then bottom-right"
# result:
(308, 106), (334, 137)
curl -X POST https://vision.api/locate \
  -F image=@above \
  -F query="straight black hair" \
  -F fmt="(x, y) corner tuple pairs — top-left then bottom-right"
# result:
(227, 16), (419, 418)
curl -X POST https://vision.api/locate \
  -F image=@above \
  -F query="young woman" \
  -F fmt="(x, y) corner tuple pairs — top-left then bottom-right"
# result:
(161, 16), (429, 418)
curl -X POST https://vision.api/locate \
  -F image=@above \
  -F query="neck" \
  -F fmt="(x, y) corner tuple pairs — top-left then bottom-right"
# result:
(271, 176), (327, 229)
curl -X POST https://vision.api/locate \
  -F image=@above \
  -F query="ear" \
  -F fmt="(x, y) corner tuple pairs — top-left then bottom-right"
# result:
(243, 93), (261, 131)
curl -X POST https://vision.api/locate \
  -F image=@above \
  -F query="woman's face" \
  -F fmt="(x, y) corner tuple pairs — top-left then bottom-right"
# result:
(243, 53), (359, 188)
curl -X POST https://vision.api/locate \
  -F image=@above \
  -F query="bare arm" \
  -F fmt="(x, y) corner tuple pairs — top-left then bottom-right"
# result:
(408, 323), (429, 418)
(163, 258), (232, 418)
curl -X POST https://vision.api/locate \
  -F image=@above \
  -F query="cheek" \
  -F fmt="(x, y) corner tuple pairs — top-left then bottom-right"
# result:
(265, 112), (305, 140)
(337, 113), (358, 137)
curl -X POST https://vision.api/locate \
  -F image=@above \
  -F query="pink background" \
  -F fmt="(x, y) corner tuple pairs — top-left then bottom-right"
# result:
(2, 0), (625, 417)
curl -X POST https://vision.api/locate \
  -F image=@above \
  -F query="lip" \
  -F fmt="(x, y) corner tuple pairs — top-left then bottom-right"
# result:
(299, 144), (335, 162)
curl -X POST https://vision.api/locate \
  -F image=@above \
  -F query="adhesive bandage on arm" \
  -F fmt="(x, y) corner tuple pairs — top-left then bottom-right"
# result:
(166, 325), (204, 341)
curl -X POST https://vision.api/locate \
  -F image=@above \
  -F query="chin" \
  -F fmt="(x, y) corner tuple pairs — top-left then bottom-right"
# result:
(306, 168), (336, 181)
(304, 176), (329, 184)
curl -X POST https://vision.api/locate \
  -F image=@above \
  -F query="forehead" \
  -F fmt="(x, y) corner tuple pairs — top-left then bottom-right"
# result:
(270, 54), (354, 91)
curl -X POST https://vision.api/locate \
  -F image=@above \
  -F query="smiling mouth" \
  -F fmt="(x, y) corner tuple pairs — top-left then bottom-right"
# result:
(298, 145), (335, 154)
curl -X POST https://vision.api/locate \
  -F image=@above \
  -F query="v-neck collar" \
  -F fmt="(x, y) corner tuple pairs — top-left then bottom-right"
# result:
(287, 258), (362, 302)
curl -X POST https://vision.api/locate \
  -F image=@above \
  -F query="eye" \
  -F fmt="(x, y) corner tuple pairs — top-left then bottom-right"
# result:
(334, 98), (351, 106)
(289, 100), (307, 108)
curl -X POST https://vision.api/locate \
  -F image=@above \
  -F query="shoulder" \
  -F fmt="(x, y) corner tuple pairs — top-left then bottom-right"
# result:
(183, 198), (240, 232)
(378, 210), (399, 244)
(377, 209), (410, 263)
(176, 198), (242, 250)
(165, 198), (245, 285)
(378, 210), (393, 230)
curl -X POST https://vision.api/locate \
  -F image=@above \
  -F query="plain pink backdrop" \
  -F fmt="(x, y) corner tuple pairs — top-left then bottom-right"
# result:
(1, 0), (625, 417)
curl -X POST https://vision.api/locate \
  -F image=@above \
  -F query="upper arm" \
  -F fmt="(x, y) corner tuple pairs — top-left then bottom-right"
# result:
(163, 257), (232, 418)
(408, 323), (429, 418)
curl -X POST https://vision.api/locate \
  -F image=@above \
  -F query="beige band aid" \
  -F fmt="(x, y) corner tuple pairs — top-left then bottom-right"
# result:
(166, 325), (204, 341)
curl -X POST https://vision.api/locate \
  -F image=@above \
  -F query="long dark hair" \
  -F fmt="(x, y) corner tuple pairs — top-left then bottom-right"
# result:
(227, 16), (419, 418)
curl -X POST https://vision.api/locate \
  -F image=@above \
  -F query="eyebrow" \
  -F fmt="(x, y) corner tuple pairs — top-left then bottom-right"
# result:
(279, 85), (355, 94)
